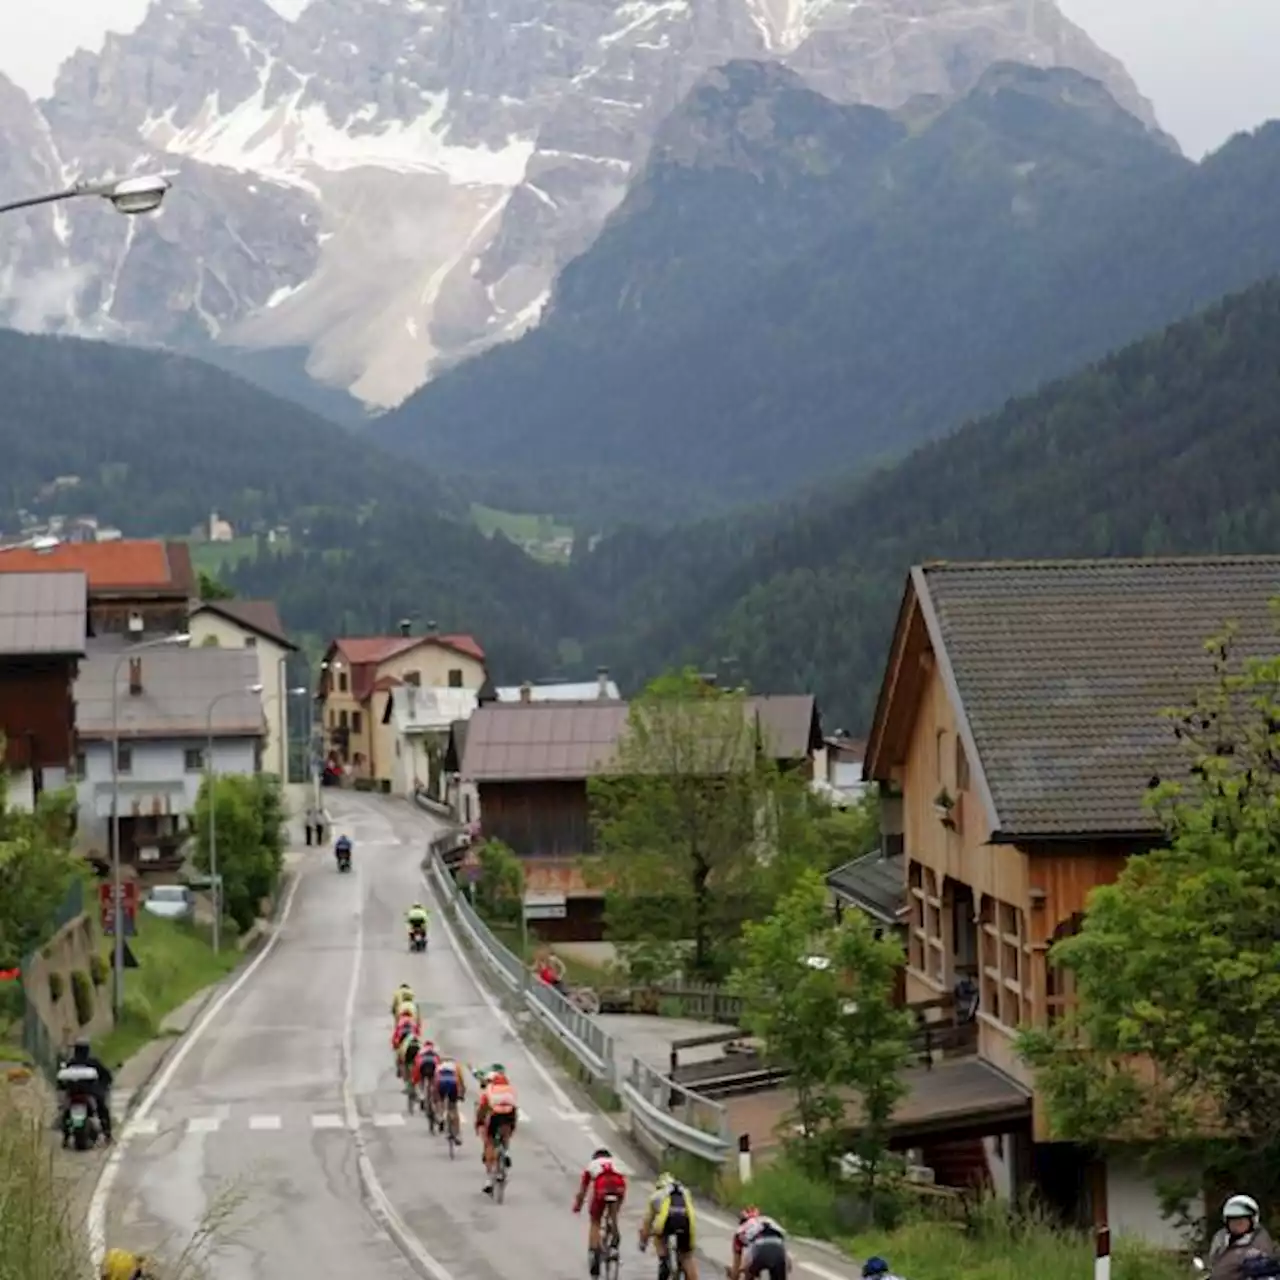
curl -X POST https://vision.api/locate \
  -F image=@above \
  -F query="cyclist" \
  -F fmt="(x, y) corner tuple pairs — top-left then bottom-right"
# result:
(728, 1207), (788, 1280)
(396, 1024), (423, 1082)
(391, 1008), (420, 1054)
(411, 1038), (440, 1118)
(573, 1145), (628, 1278)
(390, 983), (415, 1016)
(474, 1063), (518, 1195)
(101, 1250), (152, 1280)
(641, 1171), (699, 1280)
(432, 1052), (466, 1141)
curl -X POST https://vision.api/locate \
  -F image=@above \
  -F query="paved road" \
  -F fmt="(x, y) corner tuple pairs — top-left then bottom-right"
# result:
(98, 794), (856, 1280)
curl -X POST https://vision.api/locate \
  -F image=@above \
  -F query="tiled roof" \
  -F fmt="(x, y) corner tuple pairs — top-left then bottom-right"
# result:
(0, 571), (87, 656)
(334, 632), (485, 666)
(0, 540), (190, 593)
(827, 851), (904, 925)
(462, 701), (630, 782)
(75, 643), (264, 740)
(192, 598), (296, 650)
(919, 558), (1280, 838)
(750, 694), (821, 760)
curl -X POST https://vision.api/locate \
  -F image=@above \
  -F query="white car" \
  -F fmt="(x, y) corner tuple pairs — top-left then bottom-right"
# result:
(143, 884), (194, 921)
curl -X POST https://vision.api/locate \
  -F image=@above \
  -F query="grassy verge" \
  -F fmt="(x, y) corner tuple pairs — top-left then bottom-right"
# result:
(487, 921), (607, 989)
(706, 1158), (1184, 1280)
(97, 916), (240, 1069)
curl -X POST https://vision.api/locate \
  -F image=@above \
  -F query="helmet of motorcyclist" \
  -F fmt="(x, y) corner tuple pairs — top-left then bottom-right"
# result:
(412, 902), (424, 911)
(862, 1259), (890, 1278)
(739, 1207), (760, 1224)
(1224, 1194), (1261, 1224)
(71, 1037), (91, 1061)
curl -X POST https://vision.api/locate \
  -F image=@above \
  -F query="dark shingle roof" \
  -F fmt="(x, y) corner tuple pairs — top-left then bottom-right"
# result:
(749, 694), (820, 759)
(193, 598), (296, 650)
(0, 571), (87, 656)
(827, 851), (904, 925)
(921, 558), (1280, 838)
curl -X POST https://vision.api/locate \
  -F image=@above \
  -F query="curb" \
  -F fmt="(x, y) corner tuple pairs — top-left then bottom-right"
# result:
(116, 865), (301, 1123)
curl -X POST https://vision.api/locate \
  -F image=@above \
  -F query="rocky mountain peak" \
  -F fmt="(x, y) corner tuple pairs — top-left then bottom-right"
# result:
(0, 0), (1162, 412)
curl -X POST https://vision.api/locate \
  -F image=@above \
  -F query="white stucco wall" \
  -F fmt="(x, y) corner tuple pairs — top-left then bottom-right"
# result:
(188, 610), (293, 780)
(1107, 1152), (1200, 1249)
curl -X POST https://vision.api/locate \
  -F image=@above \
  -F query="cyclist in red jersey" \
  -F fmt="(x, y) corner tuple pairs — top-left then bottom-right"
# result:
(573, 1146), (628, 1277)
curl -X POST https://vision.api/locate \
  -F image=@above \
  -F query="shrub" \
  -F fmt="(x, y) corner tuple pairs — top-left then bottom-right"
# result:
(46, 972), (63, 1004)
(70, 970), (94, 1027)
(89, 954), (108, 987)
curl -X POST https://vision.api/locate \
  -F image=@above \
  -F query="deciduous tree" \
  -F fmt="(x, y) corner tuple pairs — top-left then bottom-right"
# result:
(1021, 621), (1280, 1216)
(192, 774), (285, 931)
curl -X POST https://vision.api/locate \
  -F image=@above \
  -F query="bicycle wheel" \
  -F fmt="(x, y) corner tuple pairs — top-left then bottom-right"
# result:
(494, 1138), (508, 1203)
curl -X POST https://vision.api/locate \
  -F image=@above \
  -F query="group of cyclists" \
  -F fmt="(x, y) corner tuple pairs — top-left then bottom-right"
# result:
(390, 974), (518, 1195)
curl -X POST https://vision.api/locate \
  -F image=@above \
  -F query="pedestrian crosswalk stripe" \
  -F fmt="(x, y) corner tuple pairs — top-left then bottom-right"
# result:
(372, 1113), (407, 1128)
(187, 1117), (221, 1134)
(249, 1115), (282, 1130)
(311, 1113), (345, 1129)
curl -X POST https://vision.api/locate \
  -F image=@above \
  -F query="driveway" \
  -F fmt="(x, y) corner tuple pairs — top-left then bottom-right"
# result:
(97, 793), (859, 1280)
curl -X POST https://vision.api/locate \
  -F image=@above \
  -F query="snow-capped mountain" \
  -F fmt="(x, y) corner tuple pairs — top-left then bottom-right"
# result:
(0, 0), (1158, 411)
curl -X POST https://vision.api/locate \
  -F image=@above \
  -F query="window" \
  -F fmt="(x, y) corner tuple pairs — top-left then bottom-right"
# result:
(935, 728), (948, 783)
(352, 711), (363, 734)
(183, 747), (205, 772)
(404, 670), (421, 687)
(447, 668), (463, 689)
(907, 861), (944, 985)
(339, 710), (349, 729)
(338, 671), (348, 693)
(244, 636), (257, 649)
(116, 745), (133, 774)
(72, 752), (86, 781)
(980, 895), (1029, 1029)
(955, 738), (970, 791)
(254, 743), (264, 774)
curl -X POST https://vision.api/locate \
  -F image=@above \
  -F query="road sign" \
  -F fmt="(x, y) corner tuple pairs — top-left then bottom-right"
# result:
(99, 882), (138, 937)
(522, 891), (567, 921)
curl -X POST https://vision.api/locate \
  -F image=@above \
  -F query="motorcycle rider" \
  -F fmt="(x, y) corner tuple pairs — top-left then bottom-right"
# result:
(61, 1036), (113, 1143)
(1208, 1195), (1276, 1280)
(407, 902), (429, 933)
(335, 833), (352, 865)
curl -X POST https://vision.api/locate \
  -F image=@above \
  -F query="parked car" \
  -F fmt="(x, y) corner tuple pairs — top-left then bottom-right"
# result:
(143, 884), (194, 921)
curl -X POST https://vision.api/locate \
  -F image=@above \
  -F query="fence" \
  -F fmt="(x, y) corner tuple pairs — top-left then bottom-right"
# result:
(424, 838), (733, 1165)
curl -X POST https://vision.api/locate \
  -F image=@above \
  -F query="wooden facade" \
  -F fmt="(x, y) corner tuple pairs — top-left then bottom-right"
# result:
(476, 779), (594, 858)
(90, 594), (189, 637)
(0, 656), (77, 779)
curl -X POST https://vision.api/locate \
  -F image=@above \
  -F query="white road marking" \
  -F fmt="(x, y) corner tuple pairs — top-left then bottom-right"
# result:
(249, 1114), (282, 1130)
(372, 1113), (407, 1128)
(187, 1117), (221, 1134)
(553, 1106), (589, 1122)
(130, 1118), (159, 1137)
(801, 1264), (853, 1280)
(311, 1113), (345, 1130)
(87, 868), (305, 1269)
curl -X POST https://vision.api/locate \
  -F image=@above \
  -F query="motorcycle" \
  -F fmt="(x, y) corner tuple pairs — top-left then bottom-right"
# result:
(56, 1063), (105, 1151)
(408, 922), (427, 952)
(335, 844), (352, 873)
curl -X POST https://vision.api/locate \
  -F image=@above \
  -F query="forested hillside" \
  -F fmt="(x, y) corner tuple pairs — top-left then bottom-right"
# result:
(376, 62), (1280, 523)
(581, 277), (1280, 726)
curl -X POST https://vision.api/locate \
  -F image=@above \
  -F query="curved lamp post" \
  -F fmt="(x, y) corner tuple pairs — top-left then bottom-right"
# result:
(205, 683), (265, 954)
(109, 632), (191, 1017)
(0, 174), (172, 218)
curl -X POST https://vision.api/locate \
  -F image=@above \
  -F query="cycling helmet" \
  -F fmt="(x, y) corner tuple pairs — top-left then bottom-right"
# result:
(593, 1147), (612, 1160)
(739, 1207), (760, 1224)
(655, 1171), (675, 1190)
(1224, 1195), (1261, 1222)
(862, 1259), (890, 1278)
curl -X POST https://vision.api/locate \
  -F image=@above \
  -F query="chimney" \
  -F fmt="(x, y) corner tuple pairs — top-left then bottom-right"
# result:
(519, 682), (532, 704)
(597, 666), (610, 699)
(128, 657), (143, 696)
(425, 619), (439, 635)
(399, 618), (412, 637)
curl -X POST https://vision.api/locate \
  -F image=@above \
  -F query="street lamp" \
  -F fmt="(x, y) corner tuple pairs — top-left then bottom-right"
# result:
(205, 682), (265, 954)
(0, 174), (172, 218)
(109, 632), (190, 1018)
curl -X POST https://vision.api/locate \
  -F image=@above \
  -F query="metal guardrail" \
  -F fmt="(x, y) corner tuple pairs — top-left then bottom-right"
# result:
(620, 1057), (732, 1165)
(423, 842), (732, 1164)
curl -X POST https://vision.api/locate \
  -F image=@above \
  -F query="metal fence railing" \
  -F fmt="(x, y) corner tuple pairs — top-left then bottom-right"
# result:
(620, 1056), (732, 1166)
(423, 838), (732, 1164)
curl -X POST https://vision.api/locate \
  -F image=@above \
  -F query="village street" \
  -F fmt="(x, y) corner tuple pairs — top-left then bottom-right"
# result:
(96, 792), (861, 1280)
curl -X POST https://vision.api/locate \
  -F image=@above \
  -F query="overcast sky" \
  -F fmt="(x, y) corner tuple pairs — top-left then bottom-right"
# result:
(0, 0), (1277, 158)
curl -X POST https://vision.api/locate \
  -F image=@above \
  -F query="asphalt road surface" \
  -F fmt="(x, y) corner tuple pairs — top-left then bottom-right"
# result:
(95, 793), (856, 1280)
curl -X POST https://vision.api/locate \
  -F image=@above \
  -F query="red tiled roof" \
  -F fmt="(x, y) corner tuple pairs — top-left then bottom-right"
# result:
(334, 632), (486, 665)
(0, 540), (187, 593)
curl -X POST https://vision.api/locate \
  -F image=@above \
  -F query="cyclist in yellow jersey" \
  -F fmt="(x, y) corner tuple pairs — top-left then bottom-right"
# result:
(101, 1249), (152, 1280)
(641, 1172), (699, 1280)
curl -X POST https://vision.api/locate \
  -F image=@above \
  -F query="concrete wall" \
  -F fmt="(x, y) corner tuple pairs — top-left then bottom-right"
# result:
(24, 913), (113, 1054)
(1107, 1151), (1200, 1249)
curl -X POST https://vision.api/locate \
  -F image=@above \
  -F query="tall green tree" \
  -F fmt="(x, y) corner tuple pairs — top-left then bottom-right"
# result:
(1021, 620), (1280, 1218)
(197, 569), (235, 601)
(731, 869), (911, 1192)
(192, 774), (285, 931)
(0, 757), (82, 967)
(589, 668), (816, 979)
(475, 839), (524, 927)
